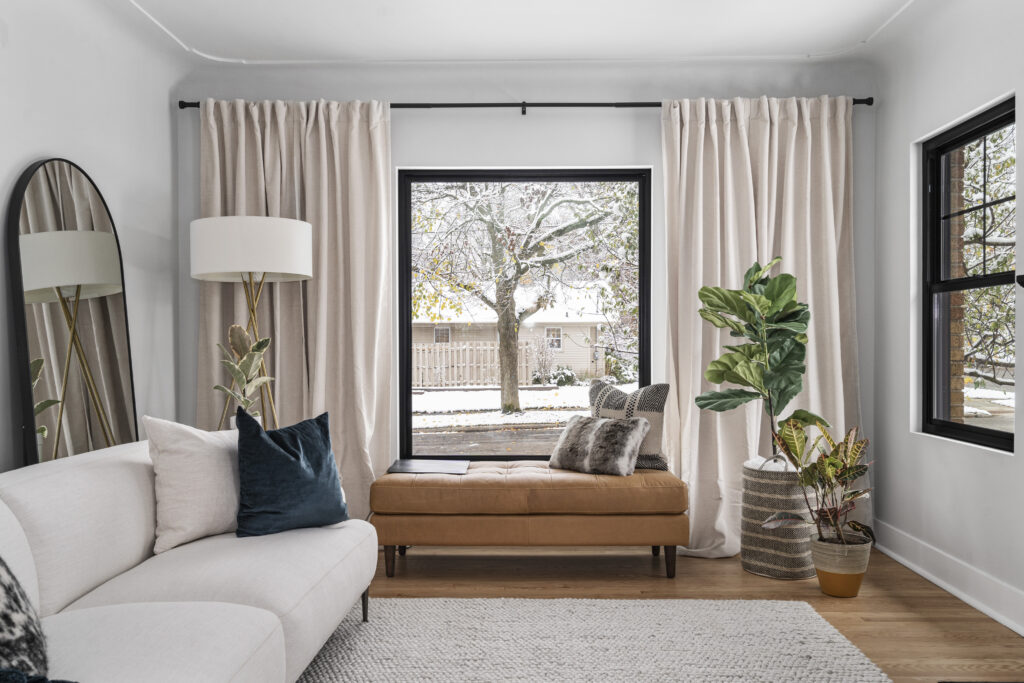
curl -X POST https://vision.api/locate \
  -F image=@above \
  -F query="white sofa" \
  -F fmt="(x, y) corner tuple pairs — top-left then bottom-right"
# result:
(0, 441), (378, 682)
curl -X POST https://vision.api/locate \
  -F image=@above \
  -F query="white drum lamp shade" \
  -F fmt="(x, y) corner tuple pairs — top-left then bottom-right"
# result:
(190, 216), (313, 282)
(20, 231), (123, 305)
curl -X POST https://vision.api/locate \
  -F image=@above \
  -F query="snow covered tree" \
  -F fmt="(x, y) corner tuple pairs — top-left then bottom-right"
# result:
(411, 180), (638, 412)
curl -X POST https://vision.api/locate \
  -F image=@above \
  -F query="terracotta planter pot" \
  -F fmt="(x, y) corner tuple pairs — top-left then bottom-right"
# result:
(810, 538), (872, 597)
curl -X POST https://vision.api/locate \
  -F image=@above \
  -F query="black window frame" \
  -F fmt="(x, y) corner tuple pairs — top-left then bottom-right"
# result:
(398, 168), (652, 460)
(922, 97), (1016, 451)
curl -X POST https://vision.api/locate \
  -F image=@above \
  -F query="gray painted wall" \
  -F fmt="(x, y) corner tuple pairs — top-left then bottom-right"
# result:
(0, 1), (192, 472)
(866, 0), (1024, 634)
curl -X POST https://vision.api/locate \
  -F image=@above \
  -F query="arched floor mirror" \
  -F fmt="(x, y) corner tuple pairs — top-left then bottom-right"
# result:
(7, 159), (138, 464)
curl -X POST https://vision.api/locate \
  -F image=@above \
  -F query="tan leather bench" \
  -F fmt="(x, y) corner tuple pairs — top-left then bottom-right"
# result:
(369, 461), (689, 577)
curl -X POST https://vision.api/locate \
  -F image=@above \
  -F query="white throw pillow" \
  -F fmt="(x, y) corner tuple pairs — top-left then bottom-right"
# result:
(143, 416), (239, 554)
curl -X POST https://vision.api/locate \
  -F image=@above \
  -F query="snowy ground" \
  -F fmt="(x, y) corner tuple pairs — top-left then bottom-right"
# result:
(412, 383), (637, 430)
(965, 387), (1015, 408)
(414, 409), (589, 430)
(963, 386), (1015, 430)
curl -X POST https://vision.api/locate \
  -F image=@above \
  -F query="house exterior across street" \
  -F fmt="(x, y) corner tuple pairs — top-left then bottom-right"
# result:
(411, 292), (607, 387)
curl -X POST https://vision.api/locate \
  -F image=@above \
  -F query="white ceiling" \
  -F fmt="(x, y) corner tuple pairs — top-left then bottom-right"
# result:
(130, 0), (913, 64)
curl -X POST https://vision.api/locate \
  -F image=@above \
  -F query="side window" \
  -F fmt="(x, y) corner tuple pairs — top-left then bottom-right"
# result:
(434, 327), (450, 344)
(923, 98), (1015, 450)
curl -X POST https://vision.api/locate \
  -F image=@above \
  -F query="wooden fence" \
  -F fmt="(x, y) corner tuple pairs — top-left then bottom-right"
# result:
(412, 341), (531, 387)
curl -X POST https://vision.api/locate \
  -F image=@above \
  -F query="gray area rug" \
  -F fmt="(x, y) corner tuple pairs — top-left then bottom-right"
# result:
(300, 598), (890, 682)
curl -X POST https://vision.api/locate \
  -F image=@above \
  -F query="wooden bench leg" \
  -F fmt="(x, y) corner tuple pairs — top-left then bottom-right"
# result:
(664, 546), (676, 578)
(361, 589), (369, 622)
(651, 545), (660, 556)
(399, 545), (407, 556)
(384, 545), (396, 577)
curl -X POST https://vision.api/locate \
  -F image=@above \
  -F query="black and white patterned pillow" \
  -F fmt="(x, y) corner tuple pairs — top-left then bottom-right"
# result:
(0, 555), (47, 678)
(590, 380), (670, 470)
(550, 416), (651, 476)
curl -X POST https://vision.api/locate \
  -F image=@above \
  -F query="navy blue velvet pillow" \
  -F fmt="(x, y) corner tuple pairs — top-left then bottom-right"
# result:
(235, 408), (348, 537)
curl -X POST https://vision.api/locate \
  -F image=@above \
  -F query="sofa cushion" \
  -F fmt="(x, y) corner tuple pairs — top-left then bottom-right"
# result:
(66, 519), (377, 682)
(370, 461), (688, 515)
(235, 410), (348, 537)
(0, 554), (46, 677)
(0, 442), (156, 617)
(590, 381), (670, 469)
(143, 415), (239, 554)
(44, 602), (284, 683)
(549, 416), (650, 476)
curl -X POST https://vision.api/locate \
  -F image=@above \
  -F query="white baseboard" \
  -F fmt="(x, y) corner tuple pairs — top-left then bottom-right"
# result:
(874, 520), (1024, 637)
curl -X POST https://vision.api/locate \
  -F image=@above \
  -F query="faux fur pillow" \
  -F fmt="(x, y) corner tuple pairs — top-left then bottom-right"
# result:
(0, 555), (46, 677)
(549, 415), (651, 476)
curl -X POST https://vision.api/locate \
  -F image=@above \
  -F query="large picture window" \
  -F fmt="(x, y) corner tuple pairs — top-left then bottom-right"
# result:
(399, 169), (651, 458)
(923, 98), (1015, 450)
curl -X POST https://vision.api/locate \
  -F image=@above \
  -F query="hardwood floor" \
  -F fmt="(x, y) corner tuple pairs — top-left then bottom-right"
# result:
(369, 546), (1024, 683)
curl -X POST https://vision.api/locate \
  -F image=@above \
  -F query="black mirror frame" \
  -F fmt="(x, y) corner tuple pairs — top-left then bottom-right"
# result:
(6, 158), (139, 466)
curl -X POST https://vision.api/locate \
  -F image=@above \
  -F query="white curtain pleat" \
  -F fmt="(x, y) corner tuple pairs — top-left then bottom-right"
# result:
(662, 96), (863, 558)
(197, 99), (393, 519)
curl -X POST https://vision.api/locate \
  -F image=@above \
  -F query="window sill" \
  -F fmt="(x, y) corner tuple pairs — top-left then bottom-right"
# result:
(911, 429), (1015, 457)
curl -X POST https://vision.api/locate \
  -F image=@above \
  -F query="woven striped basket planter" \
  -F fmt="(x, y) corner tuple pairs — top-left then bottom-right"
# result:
(740, 463), (815, 580)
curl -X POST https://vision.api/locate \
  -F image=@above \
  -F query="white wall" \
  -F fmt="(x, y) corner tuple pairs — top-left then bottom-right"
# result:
(867, 0), (1024, 634)
(0, 1), (193, 472)
(173, 59), (878, 468)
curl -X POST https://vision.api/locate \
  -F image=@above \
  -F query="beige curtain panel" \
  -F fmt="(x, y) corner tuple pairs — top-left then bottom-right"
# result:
(197, 99), (393, 518)
(662, 96), (862, 558)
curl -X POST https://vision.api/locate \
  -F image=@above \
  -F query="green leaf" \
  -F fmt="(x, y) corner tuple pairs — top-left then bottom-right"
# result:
(698, 286), (754, 324)
(742, 261), (764, 289)
(846, 520), (876, 544)
(213, 384), (245, 406)
(29, 358), (44, 387)
(777, 419), (807, 463)
(250, 337), (271, 354)
(723, 358), (766, 393)
(36, 425), (48, 439)
(843, 488), (871, 502)
(243, 375), (274, 398)
(764, 273), (797, 313)
(837, 464), (868, 483)
(779, 409), (830, 428)
(723, 343), (763, 360)
(219, 359), (246, 389)
(228, 325), (252, 359)
(698, 309), (747, 336)
(739, 290), (773, 317)
(766, 319), (808, 334)
(762, 511), (810, 529)
(705, 353), (742, 384)
(743, 257), (782, 288)
(695, 388), (762, 412)
(34, 399), (60, 416)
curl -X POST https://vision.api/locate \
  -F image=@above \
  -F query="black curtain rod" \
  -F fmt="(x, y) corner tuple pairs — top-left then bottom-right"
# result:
(177, 97), (874, 113)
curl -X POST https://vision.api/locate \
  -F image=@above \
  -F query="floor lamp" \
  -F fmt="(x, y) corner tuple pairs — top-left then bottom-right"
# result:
(190, 216), (313, 430)
(21, 231), (124, 460)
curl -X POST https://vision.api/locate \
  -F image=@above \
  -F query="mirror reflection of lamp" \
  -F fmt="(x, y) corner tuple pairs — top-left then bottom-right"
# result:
(189, 216), (313, 429)
(20, 231), (123, 459)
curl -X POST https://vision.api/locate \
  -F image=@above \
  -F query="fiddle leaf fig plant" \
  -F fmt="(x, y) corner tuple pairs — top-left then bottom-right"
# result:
(763, 420), (875, 546)
(30, 358), (60, 439)
(214, 324), (273, 418)
(695, 257), (826, 447)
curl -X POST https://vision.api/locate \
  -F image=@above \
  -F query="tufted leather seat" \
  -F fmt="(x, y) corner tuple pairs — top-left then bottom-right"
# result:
(370, 461), (689, 578)
(370, 461), (687, 516)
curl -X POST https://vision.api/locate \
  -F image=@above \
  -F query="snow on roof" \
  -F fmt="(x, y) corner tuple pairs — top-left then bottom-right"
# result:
(413, 285), (609, 326)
